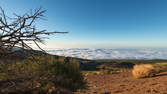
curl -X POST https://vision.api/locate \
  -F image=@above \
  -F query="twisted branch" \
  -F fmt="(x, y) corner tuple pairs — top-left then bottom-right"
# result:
(0, 7), (67, 54)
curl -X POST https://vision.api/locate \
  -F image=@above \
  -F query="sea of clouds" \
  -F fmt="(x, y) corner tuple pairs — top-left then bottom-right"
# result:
(46, 48), (167, 60)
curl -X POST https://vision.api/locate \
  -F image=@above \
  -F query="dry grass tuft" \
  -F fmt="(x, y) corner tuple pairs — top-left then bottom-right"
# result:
(132, 64), (157, 78)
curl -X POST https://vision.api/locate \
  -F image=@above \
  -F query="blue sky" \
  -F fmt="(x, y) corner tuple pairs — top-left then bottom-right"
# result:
(1, 0), (167, 48)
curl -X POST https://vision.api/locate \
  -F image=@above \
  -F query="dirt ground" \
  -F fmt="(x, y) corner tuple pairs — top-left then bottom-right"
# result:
(74, 72), (167, 94)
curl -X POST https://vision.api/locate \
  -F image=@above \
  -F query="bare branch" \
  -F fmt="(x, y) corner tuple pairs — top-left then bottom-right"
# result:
(0, 7), (68, 54)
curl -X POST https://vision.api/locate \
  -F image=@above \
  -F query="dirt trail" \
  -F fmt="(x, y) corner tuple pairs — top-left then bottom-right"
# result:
(75, 72), (167, 94)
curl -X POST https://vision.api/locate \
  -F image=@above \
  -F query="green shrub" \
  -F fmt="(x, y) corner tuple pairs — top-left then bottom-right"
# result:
(51, 59), (85, 90)
(0, 55), (86, 92)
(154, 62), (167, 72)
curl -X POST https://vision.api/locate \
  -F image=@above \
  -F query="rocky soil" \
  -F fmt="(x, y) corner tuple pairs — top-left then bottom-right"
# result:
(75, 72), (167, 94)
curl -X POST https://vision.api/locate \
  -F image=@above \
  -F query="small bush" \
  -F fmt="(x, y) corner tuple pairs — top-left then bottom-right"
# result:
(154, 62), (167, 72)
(100, 70), (113, 74)
(132, 64), (157, 78)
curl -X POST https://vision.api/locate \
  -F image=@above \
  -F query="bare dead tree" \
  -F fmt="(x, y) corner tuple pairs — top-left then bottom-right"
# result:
(0, 7), (67, 54)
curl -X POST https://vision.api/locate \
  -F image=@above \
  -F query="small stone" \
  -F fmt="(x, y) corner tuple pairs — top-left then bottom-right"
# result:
(102, 91), (111, 94)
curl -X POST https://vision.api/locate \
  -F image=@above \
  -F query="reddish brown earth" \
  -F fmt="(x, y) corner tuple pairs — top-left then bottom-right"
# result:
(74, 72), (167, 94)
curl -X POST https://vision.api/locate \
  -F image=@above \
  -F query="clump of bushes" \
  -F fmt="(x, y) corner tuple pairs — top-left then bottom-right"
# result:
(132, 64), (157, 78)
(154, 62), (167, 73)
(0, 55), (86, 93)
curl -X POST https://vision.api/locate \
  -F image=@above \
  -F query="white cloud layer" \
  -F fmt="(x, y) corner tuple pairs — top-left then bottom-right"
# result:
(46, 48), (167, 60)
